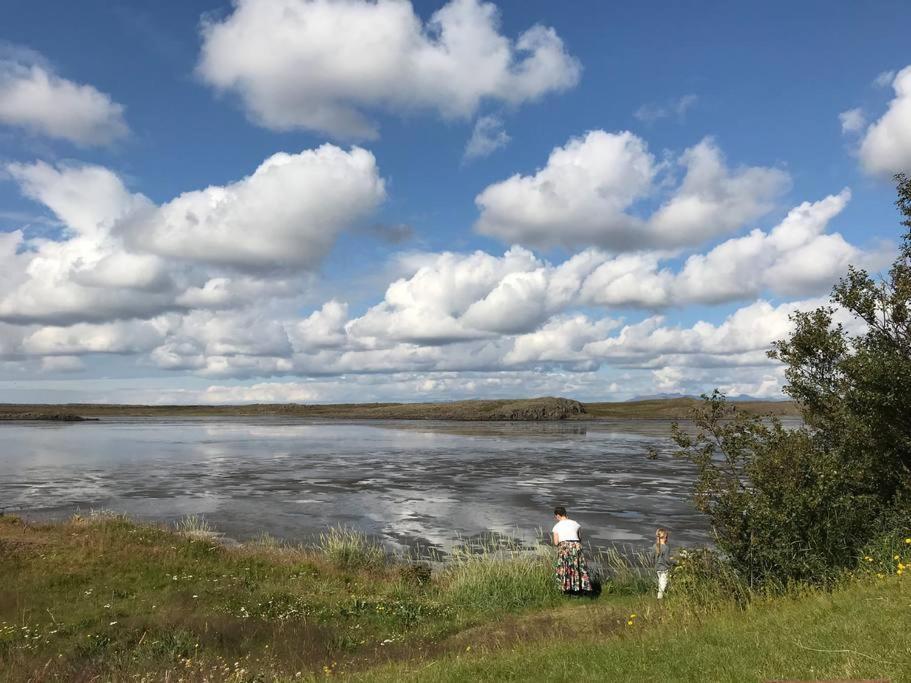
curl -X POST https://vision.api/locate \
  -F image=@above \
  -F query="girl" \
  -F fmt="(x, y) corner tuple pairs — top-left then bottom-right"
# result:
(552, 506), (592, 594)
(655, 527), (670, 599)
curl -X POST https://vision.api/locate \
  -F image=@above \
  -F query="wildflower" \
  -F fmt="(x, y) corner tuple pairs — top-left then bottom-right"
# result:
(864, 556), (873, 562)
(905, 538), (911, 544)
(895, 555), (901, 561)
(627, 620), (634, 626)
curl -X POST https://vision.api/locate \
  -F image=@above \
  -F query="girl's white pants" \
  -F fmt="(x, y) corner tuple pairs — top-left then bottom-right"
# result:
(657, 571), (669, 599)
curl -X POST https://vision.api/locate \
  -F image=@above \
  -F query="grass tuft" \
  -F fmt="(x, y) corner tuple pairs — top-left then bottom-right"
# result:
(317, 526), (386, 571)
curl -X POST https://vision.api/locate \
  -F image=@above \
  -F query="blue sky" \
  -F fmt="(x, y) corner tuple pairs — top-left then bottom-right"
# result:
(0, 0), (909, 404)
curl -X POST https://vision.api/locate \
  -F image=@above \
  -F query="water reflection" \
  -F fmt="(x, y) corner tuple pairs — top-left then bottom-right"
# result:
(0, 417), (710, 552)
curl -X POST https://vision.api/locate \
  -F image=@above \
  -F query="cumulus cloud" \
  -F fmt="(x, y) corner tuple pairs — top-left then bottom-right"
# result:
(583, 299), (816, 366)
(475, 131), (789, 251)
(197, 0), (580, 138)
(23, 319), (169, 356)
(0, 58), (128, 145)
(464, 115), (511, 160)
(126, 145), (385, 270)
(1, 163), (178, 324)
(859, 65), (911, 176)
(0, 146), (385, 325)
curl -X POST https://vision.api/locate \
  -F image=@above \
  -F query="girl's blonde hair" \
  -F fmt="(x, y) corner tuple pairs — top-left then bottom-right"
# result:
(655, 527), (668, 553)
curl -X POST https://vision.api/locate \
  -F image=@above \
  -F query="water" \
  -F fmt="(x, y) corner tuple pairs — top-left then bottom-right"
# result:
(0, 417), (711, 554)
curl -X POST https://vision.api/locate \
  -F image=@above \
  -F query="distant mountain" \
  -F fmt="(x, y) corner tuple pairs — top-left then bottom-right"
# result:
(628, 393), (788, 403)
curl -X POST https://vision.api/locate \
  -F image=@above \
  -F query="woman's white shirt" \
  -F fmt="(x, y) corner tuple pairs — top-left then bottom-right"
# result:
(552, 518), (581, 542)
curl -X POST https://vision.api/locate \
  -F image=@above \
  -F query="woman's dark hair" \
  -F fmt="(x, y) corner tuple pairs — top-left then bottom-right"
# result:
(554, 506), (567, 517)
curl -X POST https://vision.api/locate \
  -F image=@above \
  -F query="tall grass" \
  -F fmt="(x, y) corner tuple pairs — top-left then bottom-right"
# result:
(175, 513), (215, 537)
(317, 525), (386, 571)
(440, 538), (560, 612)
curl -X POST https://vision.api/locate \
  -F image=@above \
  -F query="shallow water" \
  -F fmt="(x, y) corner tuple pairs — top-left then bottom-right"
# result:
(0, 417), (711, 554)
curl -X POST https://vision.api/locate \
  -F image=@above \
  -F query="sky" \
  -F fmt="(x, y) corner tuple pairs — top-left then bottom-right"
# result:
(0, 0), (909, 404)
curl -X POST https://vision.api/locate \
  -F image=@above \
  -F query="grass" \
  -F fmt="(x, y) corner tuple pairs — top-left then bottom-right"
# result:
(1, 515), (906, 682)
(357, 576), (910, 682)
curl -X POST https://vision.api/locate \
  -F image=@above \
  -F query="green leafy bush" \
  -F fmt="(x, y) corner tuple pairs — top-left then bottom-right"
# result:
(673, 174), (911, 587)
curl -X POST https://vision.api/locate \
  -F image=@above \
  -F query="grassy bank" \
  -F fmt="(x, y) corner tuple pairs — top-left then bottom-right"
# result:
(0, 396), (798, 422)
(1, 514), (906, 682)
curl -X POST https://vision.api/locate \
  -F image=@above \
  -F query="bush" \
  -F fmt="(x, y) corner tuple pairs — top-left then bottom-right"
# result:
(672, 174), (911, 587)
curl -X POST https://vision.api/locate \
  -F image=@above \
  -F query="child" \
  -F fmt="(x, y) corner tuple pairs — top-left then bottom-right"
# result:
(655, 528), (670, 599)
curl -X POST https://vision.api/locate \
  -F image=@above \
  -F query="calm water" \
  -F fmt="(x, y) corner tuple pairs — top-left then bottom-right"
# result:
(0, 417), (711, 554)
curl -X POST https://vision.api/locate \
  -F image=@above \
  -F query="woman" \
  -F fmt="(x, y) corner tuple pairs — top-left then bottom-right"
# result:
(552, 506), (592, 594)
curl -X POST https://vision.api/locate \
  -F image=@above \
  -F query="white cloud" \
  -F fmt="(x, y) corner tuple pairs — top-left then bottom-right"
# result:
(23, 319), (169, 355)
(289, 301), (350, 352)
(201, 381), (322, 404)
(634, 94), (698, 123)
(1, 146), (385, 324)
(504, 314), (618, 366)
(859, 65), (911, 176)
(348, 247), (545, 344)
(9, 161), (144, 237)
(839, 107), (866, 135)
(475, 131), (789, 250)
(0, 58), (128, 145)
(464, 115), (511, 161)
(197, 0), (580, 139)
(0, 164), (178, 325)
(874, 70), (896, 88)
(583, 299), (814, 364)
(126, 145), (384, 271)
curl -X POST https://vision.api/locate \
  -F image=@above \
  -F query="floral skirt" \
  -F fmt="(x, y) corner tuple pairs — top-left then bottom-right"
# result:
(554, 541), (592, 593)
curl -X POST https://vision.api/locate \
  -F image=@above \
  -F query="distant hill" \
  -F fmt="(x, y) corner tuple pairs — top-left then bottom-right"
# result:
(586, 397), (799, 419)
(0, 396), (799, 422)
(630, 393), (790, 403)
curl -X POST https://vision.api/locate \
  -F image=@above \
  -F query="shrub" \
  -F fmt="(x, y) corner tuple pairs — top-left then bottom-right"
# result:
(672, 174), (911, 587)
(673, 394), (896, 586)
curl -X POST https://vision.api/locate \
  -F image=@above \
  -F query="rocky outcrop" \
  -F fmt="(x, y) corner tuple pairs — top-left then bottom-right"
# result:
(487, 397), (586, 421)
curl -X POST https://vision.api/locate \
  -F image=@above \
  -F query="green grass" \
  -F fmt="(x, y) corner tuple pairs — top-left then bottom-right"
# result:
(357, 576), (911, 682)
(1, 514), (907, 682)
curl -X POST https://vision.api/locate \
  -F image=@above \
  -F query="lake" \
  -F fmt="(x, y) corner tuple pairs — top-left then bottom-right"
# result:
(0, 417), (711, 555)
